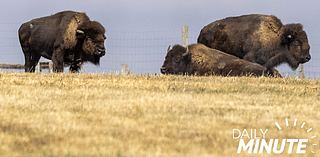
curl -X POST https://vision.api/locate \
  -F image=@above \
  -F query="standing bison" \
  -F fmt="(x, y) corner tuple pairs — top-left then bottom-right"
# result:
(161, 44), (281, 77)
(198, 14), (311, 71)
(18, 11), (106, 72)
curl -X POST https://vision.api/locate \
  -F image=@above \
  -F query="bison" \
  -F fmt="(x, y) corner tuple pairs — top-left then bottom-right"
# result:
(160, 44), (281, 77)
(18, 11), (106, 72)
(197, 14), (311, 72)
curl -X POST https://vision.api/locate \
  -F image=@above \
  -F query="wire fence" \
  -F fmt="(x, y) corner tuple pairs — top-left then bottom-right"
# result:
(96, 30), (200, 74)
(0, 23), (320, 78)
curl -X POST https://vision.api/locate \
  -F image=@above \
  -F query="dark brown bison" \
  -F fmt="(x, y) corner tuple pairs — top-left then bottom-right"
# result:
(198, 14), (311, 71)
(18, 11), (106, 72)
(161, 44), (281, 77)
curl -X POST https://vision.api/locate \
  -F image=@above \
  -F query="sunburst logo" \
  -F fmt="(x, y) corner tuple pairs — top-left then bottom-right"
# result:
(233, 118), (317, 154)
(275, 118), (317, 154)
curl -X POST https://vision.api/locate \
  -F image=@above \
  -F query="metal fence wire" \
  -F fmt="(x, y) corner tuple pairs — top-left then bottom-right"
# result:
(0, 23), (319, 78)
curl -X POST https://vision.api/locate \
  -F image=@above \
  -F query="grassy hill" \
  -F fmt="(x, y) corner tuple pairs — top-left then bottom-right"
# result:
(0, 72), (319, 156)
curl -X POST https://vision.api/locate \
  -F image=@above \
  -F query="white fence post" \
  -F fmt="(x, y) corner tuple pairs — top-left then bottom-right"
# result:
(182, 25), (188, 47)
(35, 62), (40, 73)
(121, 64), (128, 75)
(49, 61), (53, 73)
(299, 64), (305, 79)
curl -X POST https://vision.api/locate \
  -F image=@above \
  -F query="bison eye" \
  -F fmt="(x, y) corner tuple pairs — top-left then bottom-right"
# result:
(96, 40), (104, 44)
(175, 56), (181, 63)
(293, 40), (301, 46)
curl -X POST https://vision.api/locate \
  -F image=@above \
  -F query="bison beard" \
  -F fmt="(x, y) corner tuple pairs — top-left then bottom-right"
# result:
(197, 14), (311, 71)
(161, 44), (282, 77)
(18, 11), (107, 73)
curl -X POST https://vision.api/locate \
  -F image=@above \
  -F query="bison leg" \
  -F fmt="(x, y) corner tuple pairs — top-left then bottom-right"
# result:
(243, 51), (256, 63)
(69, 59), (82, 73)
(23, 51), (41, 72)
(262, 52), (286, 70)
(272, 69), (283, 78)
(52, 48), (65, 72)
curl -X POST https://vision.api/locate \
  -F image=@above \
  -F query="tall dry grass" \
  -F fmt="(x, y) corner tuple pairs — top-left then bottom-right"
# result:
(0, 72), (319, 156)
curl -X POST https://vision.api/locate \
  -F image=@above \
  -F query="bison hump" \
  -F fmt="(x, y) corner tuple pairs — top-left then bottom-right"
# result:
(254, 15), (284, 48)
(62, 18), (79, 50)
(61, 12), (89, 50)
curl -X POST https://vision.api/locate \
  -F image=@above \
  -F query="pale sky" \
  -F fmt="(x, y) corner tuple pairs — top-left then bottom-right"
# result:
(0, 0), (319, 77)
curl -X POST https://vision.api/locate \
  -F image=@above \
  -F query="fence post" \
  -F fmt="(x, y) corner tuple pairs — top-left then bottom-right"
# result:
(299, 64), (305, 79)
(121, 64), (128, 75)
(49, 61), (53, 73)
(35, 62), (40, 73)
(182, 25), (188, 47)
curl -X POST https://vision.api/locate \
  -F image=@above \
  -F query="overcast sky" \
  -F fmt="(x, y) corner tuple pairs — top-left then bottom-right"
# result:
(0, 0), (319, 77)
(2, 0), (318, 31)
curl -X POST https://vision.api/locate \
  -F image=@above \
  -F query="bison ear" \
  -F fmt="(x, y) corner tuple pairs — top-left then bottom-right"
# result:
(281, 30), (297, 45)
(281, 35), (289, 45)
(76, 30), (86, 39)
(281, 33), (294, 45)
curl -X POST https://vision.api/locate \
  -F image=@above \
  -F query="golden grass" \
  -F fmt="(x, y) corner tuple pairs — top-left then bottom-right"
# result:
(0, 72), (319, 156)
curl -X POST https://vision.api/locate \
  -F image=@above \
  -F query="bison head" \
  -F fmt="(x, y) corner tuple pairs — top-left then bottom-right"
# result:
(160, 45), (192, 75)
(281, 24), (311, 70)
(76, 21), (106, 65)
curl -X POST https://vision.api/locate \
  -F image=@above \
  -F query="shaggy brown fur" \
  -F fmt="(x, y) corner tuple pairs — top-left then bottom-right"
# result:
(18, 11), (106, 72)
(198, 14), (311, 71)
(161, 44), (281, 77)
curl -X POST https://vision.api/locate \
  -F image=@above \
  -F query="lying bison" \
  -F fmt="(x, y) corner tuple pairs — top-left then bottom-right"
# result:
(198, 14), (311, 71)
(18, 11), (106, 72)
(161, 44), (281, 77)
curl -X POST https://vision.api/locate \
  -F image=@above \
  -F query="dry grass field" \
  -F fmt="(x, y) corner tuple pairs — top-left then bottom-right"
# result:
(0, 72), (319, 156)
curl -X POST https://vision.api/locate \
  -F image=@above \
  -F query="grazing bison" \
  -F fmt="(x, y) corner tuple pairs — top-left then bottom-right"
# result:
(198, 14), (311, 71)
(18, 11), (106, 72)
(161, 44), (281, 77)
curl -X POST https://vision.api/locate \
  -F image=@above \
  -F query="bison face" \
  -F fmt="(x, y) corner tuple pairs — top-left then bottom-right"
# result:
(284, 33), (311, 70)
(77, 31), (106, 57)
(82, 34), (106, 57)
(76, 21), (106, 64)
(282, 24), (311, 70)
(290, 38), (311, 63)
(161, 45), (191, 75)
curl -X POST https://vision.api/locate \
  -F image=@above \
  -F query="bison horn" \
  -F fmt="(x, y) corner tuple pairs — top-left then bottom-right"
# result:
(76, 30), (84, 34)
(167, 45), (171, 53)
(182, 46), (189, 57)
